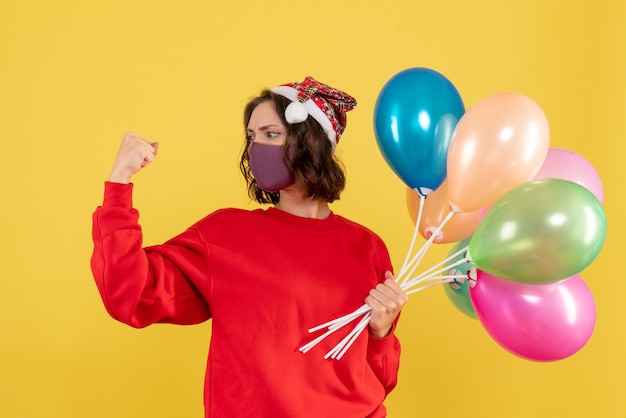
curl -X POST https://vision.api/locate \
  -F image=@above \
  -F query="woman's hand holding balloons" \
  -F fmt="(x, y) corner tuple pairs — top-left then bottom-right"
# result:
(366, 271), (409, 338)
(109, 132), (159, 184)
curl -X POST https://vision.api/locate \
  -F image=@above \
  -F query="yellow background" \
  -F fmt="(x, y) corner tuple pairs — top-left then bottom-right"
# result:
(1, 0), (623, 417)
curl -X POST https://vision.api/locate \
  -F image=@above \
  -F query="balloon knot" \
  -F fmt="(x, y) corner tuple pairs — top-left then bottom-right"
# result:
(467, 267), (477, 288)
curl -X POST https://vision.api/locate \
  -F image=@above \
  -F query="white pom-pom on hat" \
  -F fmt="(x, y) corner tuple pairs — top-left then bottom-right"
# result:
(284, 101), (309, 124)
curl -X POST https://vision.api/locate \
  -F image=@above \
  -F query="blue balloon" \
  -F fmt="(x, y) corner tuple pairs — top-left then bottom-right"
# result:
(374, 68), (465, 195)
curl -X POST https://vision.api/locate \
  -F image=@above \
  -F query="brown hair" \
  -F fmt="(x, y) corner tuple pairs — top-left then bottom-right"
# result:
(240, 90), (346, 205)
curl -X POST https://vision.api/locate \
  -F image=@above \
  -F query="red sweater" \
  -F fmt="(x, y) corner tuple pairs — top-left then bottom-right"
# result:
(91, 182), (401, 417)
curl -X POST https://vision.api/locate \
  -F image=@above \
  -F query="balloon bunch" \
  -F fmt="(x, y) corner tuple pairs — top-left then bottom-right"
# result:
(444, 151), (605, 361)
(299, 67), (607, 362)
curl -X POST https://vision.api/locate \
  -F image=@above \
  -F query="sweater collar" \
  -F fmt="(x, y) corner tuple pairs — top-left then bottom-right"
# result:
(264, 207), (341, 232)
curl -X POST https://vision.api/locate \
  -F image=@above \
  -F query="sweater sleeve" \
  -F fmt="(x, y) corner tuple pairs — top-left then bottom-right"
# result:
(366, 319), (401, 395)
(360, 234), (401, 396)
(91, 182), (212, 328)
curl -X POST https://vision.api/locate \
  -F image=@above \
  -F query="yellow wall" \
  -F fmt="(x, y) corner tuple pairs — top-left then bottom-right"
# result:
(1, 0), (623, 416)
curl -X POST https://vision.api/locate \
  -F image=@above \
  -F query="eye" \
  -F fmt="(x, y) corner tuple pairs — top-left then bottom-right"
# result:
(267, 131), (281, 139)
(246, 134), (255, 142)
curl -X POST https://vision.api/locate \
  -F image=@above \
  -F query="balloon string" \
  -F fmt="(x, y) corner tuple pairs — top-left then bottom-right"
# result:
(298, 305), (368, 354)
(297, 211), (463, 358)
(401, 245), (469, 290)
(312, 193), (426, 360)
(404, 278), (456, 296)
(398, 191), (425, 277)
(306, 304), (370, 333)
(298, 270), (469, 356)
(299, 323), (344, 354)
(402, 267), (468, 292)
(322, 275), (462, 359)
(398, 210), (456, 285)
(324, 312), (371, 360)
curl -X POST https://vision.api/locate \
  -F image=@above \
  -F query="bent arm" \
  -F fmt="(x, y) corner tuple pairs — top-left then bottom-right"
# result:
(91, 182), (211, 328)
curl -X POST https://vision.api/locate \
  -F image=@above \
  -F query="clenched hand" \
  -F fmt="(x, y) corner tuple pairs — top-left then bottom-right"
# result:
(366, 271), (408, 338)
(109, 132), (159, 184)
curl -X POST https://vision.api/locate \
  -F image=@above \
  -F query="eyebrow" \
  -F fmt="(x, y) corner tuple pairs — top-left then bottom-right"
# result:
(246, 124), (282, 132)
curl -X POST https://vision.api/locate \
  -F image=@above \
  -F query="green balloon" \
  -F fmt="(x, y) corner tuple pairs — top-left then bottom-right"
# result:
(443, 238), (477, 319)
(468, 179), (607, 284)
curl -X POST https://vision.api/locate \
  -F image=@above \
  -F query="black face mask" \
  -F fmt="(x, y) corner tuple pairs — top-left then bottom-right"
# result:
(248, 142), (295, 192)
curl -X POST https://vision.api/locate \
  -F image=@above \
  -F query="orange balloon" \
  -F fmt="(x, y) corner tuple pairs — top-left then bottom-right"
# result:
(406, 182), (481, 244)
(447, 92), (550, 213)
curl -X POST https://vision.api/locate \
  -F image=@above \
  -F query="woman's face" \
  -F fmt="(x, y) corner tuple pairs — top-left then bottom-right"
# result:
(246, 100), (288, 146)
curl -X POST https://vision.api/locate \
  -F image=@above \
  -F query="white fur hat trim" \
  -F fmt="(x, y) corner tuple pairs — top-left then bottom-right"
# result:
(271, 85), (337, 146)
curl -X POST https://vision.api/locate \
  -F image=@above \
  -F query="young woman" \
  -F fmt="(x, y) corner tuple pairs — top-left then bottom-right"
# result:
(91, 76), (408, 417)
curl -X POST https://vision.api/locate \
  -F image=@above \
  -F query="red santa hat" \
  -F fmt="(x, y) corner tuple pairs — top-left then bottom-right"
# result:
(271, 76), (357, 147)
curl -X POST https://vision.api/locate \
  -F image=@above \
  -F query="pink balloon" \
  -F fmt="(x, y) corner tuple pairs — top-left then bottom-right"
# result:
(479, 205), (491, 221)
(469, 271), (596, 362)
(534, 147), (604, 203)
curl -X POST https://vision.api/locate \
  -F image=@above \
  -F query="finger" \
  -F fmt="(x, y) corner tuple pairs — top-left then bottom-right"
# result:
(368, 288), (397, 312)
(141, 151), (156, 167)
(125, 132), (148, 147)
(123, 132), (153, 147)
(137, 139), (157, 159)
(383, 271), (407, 297)
(383, 279), (407, 297)
(365, 294), (384, 311)
(366, 295), (395, 337)
(373, 283), (396, 301)
(372, 283), (408, 309)
(374, 278), (405, 300)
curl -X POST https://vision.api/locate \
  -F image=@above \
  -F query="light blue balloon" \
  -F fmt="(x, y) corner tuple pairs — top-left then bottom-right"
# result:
(374, 68), (465, 195)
